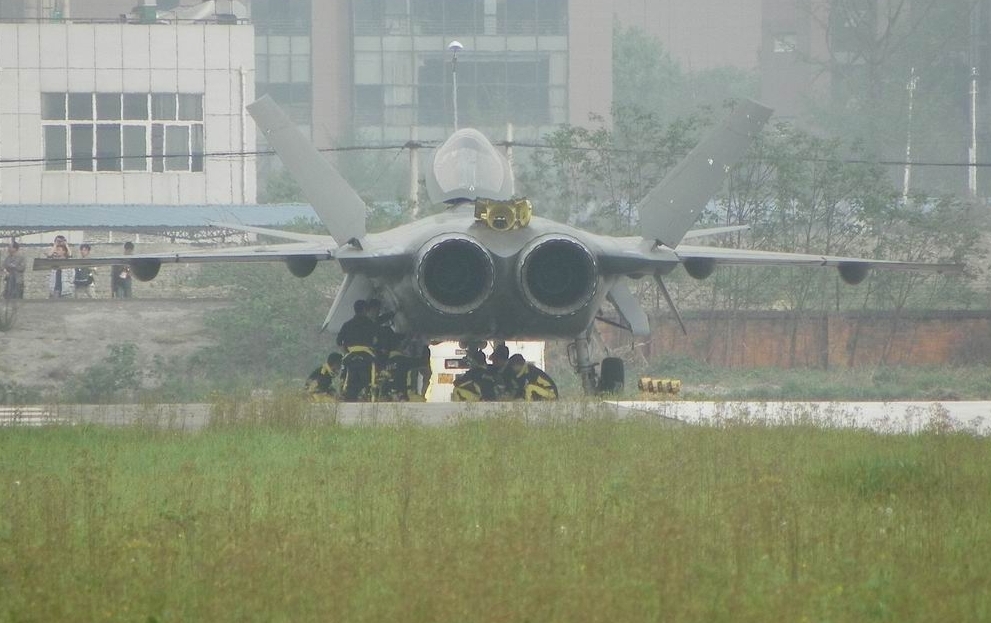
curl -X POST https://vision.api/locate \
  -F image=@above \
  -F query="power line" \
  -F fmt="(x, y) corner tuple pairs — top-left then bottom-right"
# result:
(0, 144), (439, 170)
(4, 143), (991, 170)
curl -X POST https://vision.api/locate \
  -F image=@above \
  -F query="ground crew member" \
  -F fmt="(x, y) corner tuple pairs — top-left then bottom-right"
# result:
(452, 350), (497, 401)
(306, 352), (343, 400)
(375, 328), (414, 402)
(405, 341), (431, 401)
(507, 353), (558, 401)
(487, 344), (514, 400)
(336, 299), (378, 401)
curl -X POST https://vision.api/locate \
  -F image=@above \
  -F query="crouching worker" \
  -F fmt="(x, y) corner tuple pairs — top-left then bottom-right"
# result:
(507, 354), (558, 401)
(306, 352), (343, 400)
(375, 329), (413, 402)
(452, 350), (496, 402)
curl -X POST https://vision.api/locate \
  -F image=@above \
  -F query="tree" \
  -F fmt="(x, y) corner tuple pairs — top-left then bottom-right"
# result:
(518, 106), (710, 234)
(799, 0), (981, 194)
(259, 167), (304, 204)
(612, 22), (758, 126)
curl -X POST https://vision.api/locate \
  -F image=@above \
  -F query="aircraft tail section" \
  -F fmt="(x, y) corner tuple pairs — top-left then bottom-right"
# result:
(247, 96), (367, 247)
(640, 99), (772, 249)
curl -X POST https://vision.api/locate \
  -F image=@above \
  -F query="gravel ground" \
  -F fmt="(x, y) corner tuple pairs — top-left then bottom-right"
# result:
(0, 298), (226, 391)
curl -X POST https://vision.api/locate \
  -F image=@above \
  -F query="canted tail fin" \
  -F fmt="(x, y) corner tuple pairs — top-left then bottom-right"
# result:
(639, 99), (772, 249)
(248, 95), (367, 247)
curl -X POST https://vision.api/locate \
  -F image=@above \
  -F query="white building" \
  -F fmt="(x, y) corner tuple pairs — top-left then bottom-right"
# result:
(0, 19), (255, 205)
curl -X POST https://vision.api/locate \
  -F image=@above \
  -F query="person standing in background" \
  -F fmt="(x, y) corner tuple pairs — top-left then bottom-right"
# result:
(2, 239), (26, 299)
(47, 235), (71, 298)
(111, 241), (134, 298)
(72, 244), (96, 298)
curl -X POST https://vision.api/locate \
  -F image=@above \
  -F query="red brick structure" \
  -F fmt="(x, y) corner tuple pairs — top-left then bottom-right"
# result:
(601, 311), (991, 368)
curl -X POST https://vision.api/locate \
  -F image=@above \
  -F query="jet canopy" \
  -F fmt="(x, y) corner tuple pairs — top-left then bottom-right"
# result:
(426, 128), (515, 204)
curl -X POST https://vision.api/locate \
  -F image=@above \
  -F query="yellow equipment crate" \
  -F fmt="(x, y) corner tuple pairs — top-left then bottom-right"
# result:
(638, 377), (682, 396)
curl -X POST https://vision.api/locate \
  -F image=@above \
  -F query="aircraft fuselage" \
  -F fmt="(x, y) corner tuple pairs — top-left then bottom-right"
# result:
(334, 204), (666, 341)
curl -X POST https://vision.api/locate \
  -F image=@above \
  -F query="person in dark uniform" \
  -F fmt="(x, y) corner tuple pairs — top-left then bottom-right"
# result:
(452, 349), (497, 402)
(374, 328), (413, 402)
(405, 341), (432, 402)
(306, 352), (343, 400)
(336, 299), (379, 401)
(487, 344), (514, 400)
(507, 353), (558, 401)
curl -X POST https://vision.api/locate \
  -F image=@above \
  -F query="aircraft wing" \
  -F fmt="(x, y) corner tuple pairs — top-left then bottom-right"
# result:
(674, 244), (964, 274)
(33, 242), (335, 270)
(680, 225), (750, 240)
(210, 221), (337, 243)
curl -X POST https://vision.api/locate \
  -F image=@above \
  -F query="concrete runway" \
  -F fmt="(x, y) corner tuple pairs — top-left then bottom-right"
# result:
(2, 400), (990, 434)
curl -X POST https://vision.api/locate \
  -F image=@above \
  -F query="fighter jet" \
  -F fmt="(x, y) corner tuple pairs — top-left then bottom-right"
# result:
(34, 96), (962, 393)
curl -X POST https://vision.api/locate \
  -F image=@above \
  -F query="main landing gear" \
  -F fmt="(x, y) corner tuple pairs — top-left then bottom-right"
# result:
(568, 332), (624, 396)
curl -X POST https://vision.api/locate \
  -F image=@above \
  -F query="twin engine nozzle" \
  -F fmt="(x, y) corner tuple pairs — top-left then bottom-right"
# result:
(416, 234), (598, 317)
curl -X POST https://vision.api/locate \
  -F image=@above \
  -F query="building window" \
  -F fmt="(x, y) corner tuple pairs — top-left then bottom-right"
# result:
(355, 85), (385, 125)
(416, 56), (550, 126)
(411, 0), (484, 35)
(773, 33), (797, 54)
(829, 0), (875, 54)
(255, 34), (313, 127)
(497, 0), (566, 35)
(256, 34), (311, 85)
(43, 92), (204, 173)
(251, 0), (311, 34)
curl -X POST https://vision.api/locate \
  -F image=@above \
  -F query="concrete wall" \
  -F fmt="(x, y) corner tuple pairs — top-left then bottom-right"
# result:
(0, 22), (256, 204)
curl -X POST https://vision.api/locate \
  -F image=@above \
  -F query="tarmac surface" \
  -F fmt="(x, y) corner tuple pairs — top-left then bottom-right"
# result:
(2, 400), (989, 435)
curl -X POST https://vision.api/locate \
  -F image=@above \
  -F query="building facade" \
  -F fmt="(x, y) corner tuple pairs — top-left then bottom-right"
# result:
(311, 0), (612, 149)
(0, 10), (255, 205)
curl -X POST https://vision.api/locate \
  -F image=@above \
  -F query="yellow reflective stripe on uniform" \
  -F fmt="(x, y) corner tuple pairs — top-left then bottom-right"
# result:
(534, 375), (553, 389)
(453, 385), (482, 402)
(346, 346), (375, 356)
(524, 383), (557, 401)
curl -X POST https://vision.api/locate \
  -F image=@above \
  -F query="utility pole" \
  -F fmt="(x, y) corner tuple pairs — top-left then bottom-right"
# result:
(968, 1), (984, 199)
(970, 66), (979, 198)
(408, 129), (420, 218)
(902, 67), (917, 204)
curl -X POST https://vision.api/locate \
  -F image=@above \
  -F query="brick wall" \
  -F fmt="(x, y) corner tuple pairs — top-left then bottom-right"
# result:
(602, 310), (991, 368)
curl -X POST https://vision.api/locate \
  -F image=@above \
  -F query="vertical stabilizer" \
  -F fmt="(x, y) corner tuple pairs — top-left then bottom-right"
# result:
(640, 99), (772, 248)
(248, 96), (367, 246)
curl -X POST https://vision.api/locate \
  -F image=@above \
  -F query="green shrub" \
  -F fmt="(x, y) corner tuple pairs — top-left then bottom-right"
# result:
(64, 342), (141, 403)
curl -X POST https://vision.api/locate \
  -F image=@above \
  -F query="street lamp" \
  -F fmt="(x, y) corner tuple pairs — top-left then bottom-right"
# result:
(448, 40), (463, 130)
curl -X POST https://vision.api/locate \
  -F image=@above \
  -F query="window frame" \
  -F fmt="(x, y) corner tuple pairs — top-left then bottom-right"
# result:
(42, 92), (205, 173)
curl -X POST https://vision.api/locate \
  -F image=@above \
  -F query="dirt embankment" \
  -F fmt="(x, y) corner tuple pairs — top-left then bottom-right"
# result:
(0, 299), (228, 390)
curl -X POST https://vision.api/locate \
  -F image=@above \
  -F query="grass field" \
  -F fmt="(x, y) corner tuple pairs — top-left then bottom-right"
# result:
(2, 402), (990, 622)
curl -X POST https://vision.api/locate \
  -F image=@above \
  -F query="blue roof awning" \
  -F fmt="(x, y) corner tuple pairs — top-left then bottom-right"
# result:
(0, 203), (319, 230)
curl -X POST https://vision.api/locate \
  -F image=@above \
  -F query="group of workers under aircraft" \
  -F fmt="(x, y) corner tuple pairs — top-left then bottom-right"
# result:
(305, 298), (559, 402)
(450, 346), (559, 402)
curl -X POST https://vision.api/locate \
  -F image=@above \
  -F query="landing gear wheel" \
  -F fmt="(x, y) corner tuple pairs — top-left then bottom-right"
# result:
(596, 357), (624, 395)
